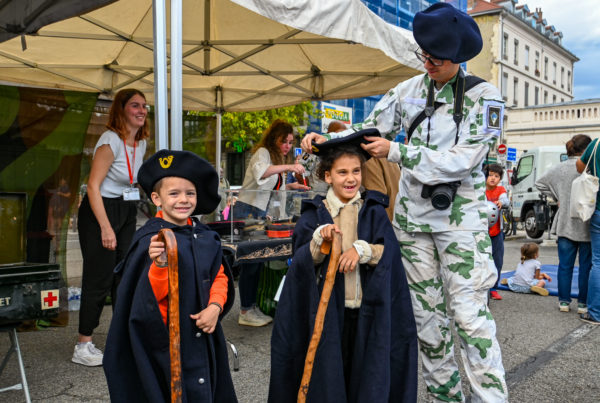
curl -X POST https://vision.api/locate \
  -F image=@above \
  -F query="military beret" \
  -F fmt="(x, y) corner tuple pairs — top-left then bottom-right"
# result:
(311, 128), (381, 161)
(138, 149), (221, 215)
(413, 2), (482, 64)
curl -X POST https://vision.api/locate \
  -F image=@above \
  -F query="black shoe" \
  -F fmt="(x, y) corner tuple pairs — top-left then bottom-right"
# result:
(579, 312), (600, 325)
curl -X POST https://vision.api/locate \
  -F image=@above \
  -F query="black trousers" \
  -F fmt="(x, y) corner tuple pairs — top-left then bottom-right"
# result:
(341, 307), (359, 393)
(77, 194), (136, 336)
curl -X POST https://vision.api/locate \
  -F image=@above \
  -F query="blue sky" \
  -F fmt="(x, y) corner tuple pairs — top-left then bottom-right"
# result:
(530, 0), (600, 100)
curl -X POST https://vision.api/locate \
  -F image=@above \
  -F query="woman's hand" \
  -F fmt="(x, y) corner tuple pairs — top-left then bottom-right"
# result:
(148, 234), (166, 263)
(338, 247), (359, 273)
(301, 132), (327, 153)
(288, 163), (305, 175)
(320, 224), (342, 242)
(286, 182), (311, 191)
(101, 226), (117, 250)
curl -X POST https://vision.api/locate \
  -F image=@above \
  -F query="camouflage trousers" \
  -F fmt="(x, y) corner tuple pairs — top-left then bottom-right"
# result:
(397, 229), (508, 403)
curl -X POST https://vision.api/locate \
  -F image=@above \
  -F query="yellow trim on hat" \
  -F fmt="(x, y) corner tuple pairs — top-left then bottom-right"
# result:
(159, 155), (174, 168)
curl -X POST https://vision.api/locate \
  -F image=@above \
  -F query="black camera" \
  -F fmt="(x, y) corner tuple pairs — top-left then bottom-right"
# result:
(421, 181), (461, 210)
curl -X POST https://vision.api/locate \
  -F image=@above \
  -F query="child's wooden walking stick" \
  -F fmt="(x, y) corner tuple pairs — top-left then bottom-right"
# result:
(297, 232), (342, 403)
(157, 228), (183, 403)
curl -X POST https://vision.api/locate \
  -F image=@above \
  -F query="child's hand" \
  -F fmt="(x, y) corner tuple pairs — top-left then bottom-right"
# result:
(543, 273), (552, 282)
(338, 247), (359, 273)
(495, 200), (502, 208)
(148, 234), (166, 263)
(320, 224), (342, 242)
(190, 304), (221, 334)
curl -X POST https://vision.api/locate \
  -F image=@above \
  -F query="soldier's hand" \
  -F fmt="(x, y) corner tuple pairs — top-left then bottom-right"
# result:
(361, 136), (391, 158)
(301, 132), (327, 153)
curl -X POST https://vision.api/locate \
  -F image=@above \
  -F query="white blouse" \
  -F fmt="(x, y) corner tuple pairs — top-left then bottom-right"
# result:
(93, 130), (146, 198)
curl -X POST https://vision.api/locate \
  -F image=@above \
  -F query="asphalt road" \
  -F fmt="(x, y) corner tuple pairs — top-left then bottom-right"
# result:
(1, 233), (599, 402)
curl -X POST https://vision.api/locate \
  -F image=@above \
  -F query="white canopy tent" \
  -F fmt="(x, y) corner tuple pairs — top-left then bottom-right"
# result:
(0, 0), (423, 168)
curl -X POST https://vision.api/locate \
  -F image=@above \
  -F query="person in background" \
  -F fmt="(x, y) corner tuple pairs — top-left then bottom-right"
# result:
(501, 243), (551, 296)
(234, 119), (309, 327)
(73, 88), (149, 367)
(536, 134), (592, 313)
(485, 164), (509, 301)
(576, 137), (600, 325)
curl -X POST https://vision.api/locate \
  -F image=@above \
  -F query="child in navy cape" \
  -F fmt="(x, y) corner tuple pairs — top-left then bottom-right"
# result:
(269, 131), (418, 403)
(103, 150), (237, 403)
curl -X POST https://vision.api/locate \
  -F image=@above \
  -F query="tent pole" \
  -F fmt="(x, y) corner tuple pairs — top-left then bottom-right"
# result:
(216, 112), (222, 179)
(170, 0), (183, 151)
(152, 0), (169, 151)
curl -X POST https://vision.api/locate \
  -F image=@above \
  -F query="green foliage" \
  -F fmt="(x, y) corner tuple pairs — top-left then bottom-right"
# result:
(188, 102), (320, 152)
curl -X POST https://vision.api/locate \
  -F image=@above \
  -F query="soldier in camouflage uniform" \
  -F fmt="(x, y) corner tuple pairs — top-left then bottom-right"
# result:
(302, 3), (507, 402)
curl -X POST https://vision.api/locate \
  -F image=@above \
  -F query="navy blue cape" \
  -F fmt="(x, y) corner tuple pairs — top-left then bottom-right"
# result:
(269, 191), (418, 403)
(103, 217), (237, 403)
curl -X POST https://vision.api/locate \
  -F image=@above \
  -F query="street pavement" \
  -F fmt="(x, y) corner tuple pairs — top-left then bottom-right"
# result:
(1, 232), (600, 402)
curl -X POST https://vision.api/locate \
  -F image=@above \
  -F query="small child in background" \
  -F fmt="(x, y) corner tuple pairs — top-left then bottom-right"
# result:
(485, 163), (509, 300)
(502, 243), (552, 296)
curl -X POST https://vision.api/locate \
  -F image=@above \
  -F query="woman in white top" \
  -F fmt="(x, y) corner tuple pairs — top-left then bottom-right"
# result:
(234, 119), (308, 326)
(72, 89), (149, 366)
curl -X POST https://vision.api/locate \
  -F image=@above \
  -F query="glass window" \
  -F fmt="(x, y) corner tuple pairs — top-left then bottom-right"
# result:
(502, 72), (508, 100)
(544, 91), (548, 104)
(503, 33), (509, 60)
(544, 57), (548, 80)
(514, 39), (519, 64)
(524, 82), (529, 106)
(535, 51), (540, 76)
(535, 87), (539, 105)
(553, 62), (557, 84)
(516, 155), (534, 182)
(568, 71), (571, 92)
(513, 78), (518, 106)
(524, 46), (530, 70)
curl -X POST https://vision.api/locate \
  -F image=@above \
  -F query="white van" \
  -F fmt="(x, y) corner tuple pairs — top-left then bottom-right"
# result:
(510, 146), (568, 238)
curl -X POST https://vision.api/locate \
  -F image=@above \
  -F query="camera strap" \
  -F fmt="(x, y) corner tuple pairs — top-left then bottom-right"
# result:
(406, 72), (485, 146)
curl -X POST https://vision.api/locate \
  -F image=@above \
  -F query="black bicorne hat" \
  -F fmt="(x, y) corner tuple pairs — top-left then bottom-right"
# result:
(138, 149), (221, 215)
(311, 128), (381, 160)
(413, 2), (483, 63)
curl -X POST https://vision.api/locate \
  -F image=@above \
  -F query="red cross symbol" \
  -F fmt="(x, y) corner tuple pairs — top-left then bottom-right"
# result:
(41, 289), (59, 309)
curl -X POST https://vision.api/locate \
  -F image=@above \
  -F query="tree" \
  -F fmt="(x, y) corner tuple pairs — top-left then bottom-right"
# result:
(188, 101), (320, 153)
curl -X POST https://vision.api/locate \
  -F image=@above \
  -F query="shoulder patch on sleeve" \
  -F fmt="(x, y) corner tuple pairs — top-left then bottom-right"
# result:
(482, 100), (504, 132)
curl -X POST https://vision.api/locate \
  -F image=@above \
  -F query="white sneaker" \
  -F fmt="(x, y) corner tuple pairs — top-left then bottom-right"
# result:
(238, 308), (271, 327)
(72, 342), (103, 366)
(252, 306), (273, 324)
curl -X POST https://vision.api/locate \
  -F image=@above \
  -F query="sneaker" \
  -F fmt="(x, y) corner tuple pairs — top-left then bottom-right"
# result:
(579, 312), (600, 325)
(252, 307), (273, 324)
(530, 286), (549, 296)
(577, 303), (588, 314)
(500, 278), (508, 285)
(490, 290), (502, 300)
(72, 342), (103, 366)
(238, 308), (271, 327)
(559, 302), (570, 312)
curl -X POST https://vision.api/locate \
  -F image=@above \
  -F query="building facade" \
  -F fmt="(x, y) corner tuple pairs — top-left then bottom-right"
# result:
(468, 0), (577, 110)
(504, 99), (600, 152)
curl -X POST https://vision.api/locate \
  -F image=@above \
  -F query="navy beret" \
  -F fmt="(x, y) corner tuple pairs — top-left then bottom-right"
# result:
(413, 3), (482, 63)
(138, 150), (221, 215)
(312, 128), (381, 160)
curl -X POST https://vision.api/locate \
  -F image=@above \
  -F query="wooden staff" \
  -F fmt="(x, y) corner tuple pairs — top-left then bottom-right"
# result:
(157, 228), (182, 403)
(298, 232), (342, 403)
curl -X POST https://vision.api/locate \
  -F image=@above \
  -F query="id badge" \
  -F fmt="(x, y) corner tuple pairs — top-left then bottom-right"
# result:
(123, 187), (140, 201)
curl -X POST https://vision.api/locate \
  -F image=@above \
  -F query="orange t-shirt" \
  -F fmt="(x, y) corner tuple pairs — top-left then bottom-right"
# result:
(486, 185), (507, 237)
(148, 212), (228, 324)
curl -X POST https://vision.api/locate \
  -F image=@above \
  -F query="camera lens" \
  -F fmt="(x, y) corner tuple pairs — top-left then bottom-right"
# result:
(430, 185), (454, 210)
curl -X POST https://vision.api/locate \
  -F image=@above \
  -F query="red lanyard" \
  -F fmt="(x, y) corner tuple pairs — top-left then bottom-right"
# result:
(123, 139), (136, 185)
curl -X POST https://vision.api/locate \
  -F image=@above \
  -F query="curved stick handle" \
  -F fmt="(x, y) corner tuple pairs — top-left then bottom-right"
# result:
(298, 232), (342, 402)
(157, 228), (182, 403)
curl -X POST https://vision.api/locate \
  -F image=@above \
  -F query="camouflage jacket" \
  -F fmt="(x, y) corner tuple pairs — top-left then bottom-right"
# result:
(327, 70), (503, 233)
